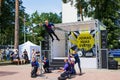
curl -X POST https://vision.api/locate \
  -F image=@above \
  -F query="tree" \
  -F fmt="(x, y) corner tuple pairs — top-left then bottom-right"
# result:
(88, 0), (120, 48)
(63, 0), (120, 49)
(0, 0), (2, 16)
(14, 0), (19, 49)
(25, 12), (62, 44)
(0, 0), (25, 48)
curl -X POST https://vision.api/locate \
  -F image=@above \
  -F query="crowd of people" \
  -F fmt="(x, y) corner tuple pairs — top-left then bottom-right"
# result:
(0, 48), (10, 61)
(0, 48), (29, 65)
(10, 49), (29, 64)
(0, 48), (15, 62)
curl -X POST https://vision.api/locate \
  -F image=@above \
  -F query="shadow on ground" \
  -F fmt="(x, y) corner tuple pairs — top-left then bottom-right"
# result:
(0, 71), (18, 77)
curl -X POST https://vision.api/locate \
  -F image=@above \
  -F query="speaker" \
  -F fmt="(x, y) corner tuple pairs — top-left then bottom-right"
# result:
(101, 30), (107, 49)
(108, 60), (118, 69)
(42, 41), (49, 50)
(101, 49), (108, 68)
(42, 34), (50, 50)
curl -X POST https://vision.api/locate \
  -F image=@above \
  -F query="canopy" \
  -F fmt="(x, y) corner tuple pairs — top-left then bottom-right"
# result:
(55, 19), (106, 32)
(55, 20), (96, 32)
(19, 41), (40, 60)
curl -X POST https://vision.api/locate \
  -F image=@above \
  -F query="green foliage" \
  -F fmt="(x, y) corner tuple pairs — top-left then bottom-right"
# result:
(25, 12), (62, 45)
(114, 57), (120, 64)
(91, 0), (120, 49)
(87, 0), (120, 49)
(0, 0), (25, 45)
(62, 0), (120, 49)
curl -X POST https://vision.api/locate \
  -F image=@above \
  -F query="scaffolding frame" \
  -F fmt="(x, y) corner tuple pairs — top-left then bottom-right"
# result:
(52, 19), (107, 69)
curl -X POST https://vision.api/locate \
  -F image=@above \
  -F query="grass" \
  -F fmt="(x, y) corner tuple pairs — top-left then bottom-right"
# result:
(0, 61), (12, 65)
(114, 57), (120, 64)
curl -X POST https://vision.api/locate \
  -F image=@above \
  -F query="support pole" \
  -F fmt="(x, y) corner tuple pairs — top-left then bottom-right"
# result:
(40, 41), (43, 76)
(24, 15), (26, 43)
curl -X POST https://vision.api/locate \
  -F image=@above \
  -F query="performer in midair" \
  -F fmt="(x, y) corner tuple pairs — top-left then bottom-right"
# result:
(43, 20), (60, 42)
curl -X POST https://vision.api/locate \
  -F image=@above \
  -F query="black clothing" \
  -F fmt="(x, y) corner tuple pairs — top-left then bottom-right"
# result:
(23, 51), (29, 63)
(31, 61), (39, 77)
(72, 53), (82, 74)
(31, 66), (38, 78)
(43, 23), (60, 41)
(43, 59), (50, 73)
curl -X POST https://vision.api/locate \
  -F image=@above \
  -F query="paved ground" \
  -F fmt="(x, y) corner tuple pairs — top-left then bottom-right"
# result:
(0, 64), (120, 80)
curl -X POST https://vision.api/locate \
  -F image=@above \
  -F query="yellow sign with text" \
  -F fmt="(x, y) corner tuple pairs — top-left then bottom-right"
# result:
(77, 32), (95, 51)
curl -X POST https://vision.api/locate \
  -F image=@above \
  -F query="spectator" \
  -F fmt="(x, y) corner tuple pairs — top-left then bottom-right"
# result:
(20, 54), (25, 64)
(10, 51), (14, 61)
(6, 48), (10, 61)
(23, 49), (29, 63)
(32, 49), (36, 59)
(2, 50), (6, 61)
(14, 49), (19, 59)
(35, 49), (40, 61)
(0, 49), (3, 61)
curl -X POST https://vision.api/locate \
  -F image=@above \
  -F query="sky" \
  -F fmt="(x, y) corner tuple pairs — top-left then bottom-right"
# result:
(22, 0), (62, 15)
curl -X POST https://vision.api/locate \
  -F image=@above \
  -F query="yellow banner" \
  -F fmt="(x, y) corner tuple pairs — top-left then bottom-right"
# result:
(76, 32), (95, 51)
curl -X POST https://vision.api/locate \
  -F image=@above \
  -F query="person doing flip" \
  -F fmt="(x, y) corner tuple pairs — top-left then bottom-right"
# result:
(43, 20), (60, 42)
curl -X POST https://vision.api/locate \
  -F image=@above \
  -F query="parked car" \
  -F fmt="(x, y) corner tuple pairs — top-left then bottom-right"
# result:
(109, 49), (120, 57)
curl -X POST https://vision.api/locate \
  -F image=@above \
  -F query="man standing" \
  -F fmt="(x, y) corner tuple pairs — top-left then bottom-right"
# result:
(72, 51), (82, 75)
(6, 48), (10, 61)
(43, 20), (60, 42)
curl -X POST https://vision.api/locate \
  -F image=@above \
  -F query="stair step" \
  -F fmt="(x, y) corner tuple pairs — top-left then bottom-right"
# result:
(50, 63), (64, 65)
(51, 62), (64, 64)
(50, 65), (64, 69)
(50, 59), (64, 69)
(52, 59), (64, 62)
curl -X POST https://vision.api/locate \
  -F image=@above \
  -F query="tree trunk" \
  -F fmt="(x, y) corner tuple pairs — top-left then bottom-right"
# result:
(0, 0), (2, 16)
(14, 0), (19, 49)
(80, 5), (83, 21)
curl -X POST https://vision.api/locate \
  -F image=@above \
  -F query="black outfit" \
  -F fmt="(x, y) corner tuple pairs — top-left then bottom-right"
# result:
(23, 51), (29, 63)
(43, 23), (60, 42)
(43, 59), (50, 73)
(58, 62), (71, 80)
(70, 63), (76, 75)
(31, 61), (39, 77)
(72, 53), (82, 75)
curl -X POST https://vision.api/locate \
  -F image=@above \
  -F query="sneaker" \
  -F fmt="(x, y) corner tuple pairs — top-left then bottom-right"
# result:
(57, 38), (60, 41)
(79, 73), (82, 75)
(52, 39), (54, 42)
